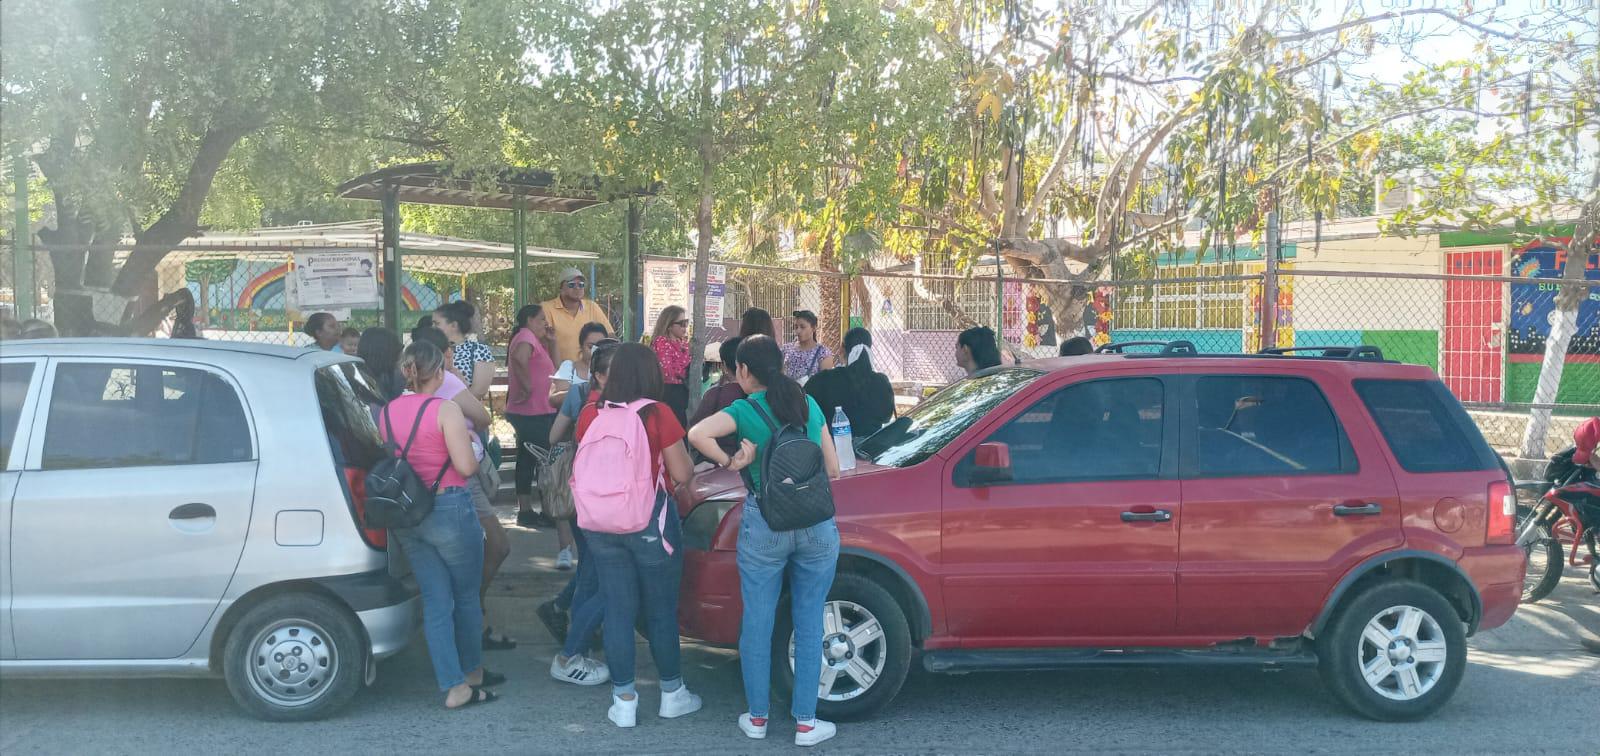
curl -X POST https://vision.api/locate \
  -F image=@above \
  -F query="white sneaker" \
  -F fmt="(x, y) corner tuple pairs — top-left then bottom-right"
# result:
(608, 694), (637, 728)
(738, 713), (768, 740)
(556, 546), (575, 571)
(550, 654), (610, 686)
(795, 719), (836, 747)
(658, 686), (702, 719)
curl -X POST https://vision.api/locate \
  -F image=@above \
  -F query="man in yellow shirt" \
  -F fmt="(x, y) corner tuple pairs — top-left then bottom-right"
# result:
(541, 267), (611, 365)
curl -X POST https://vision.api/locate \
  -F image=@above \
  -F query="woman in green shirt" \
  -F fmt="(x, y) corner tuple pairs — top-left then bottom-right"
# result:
(687, 335), (841, 747)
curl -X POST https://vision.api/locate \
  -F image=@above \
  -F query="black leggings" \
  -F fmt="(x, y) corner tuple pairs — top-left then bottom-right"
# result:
(662, 383), (690, 429)
(505, 412), (555, 495)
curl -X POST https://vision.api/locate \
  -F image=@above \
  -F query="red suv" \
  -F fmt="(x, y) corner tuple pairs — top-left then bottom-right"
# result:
(677, 344), (1525, 722)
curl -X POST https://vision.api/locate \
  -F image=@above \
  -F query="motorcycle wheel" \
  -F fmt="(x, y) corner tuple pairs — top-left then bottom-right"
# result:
(1521, 523), (1563, 603)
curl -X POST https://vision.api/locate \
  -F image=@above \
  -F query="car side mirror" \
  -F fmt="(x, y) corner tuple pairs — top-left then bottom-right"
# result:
(969, 442), (1013, 485)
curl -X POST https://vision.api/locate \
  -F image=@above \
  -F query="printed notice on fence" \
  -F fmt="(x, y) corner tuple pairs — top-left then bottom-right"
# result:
(289, 249), (380, 310)
(643, 259), (725, 330)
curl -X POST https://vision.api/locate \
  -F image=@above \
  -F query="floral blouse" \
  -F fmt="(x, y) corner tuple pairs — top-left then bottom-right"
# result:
(654, 336), (691, 385)
(781, 341), (833, 382)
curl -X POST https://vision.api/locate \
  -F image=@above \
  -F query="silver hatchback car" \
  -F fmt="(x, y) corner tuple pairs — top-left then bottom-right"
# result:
(0, 339), (418, 721)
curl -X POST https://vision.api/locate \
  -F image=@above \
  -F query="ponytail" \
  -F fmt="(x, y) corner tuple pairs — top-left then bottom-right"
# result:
(841, 327), (875, 394)
(736, 335), (808, 427)
(508, 303), (544, 353)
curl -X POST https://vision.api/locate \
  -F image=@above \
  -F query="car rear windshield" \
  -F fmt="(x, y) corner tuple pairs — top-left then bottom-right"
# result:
(315, 364), (387, 473)
(857, 367), (1043, 468)
(1354, 378), (1499, 473)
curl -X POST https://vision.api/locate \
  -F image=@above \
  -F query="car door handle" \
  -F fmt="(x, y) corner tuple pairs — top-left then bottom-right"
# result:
(1121, 509), (1173, 523)
(168, 503), (216, 520)
(1332, 503), (1383, 517)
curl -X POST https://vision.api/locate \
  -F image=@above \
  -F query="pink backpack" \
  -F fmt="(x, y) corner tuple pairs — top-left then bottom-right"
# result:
(571, 399), (664, 538)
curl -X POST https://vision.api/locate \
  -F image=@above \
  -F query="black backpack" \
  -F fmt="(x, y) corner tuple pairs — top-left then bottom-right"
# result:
(364, 397), (450, 529)
(744, 399), (834, 531)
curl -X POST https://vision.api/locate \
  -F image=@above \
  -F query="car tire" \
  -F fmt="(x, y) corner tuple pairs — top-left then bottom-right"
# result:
(772, 572), (912, 722)
(1316, 580), (1467, 722)
(223, 593), (366, 722)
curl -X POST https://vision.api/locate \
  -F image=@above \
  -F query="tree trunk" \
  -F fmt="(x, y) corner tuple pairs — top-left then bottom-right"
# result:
(1519, 190), (1600, 459)
(686, 144), (715, 412)
(818, 233), (843, 354)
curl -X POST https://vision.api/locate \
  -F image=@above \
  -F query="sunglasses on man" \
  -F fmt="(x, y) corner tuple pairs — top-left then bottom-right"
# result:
(564, 280), (586, 289)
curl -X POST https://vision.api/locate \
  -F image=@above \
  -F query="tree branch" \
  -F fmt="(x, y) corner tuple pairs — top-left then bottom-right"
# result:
(114, 124), (252, 296)
(1274, 8), (1559, 45)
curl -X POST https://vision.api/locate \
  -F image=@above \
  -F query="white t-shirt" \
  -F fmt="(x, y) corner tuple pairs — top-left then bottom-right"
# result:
(552, 360), (590, 383)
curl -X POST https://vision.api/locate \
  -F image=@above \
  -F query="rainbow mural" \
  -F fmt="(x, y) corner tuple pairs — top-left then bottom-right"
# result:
(232, 263), (423, 311)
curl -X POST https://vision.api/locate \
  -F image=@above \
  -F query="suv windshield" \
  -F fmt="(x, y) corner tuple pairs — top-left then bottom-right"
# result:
(857, 368), (1042, 468)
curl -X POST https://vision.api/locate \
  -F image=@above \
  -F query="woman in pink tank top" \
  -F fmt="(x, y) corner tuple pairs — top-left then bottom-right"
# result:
(384, 340), (503, 709)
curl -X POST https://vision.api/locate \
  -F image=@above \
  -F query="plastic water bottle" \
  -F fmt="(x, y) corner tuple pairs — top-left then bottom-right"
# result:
(831, 408), (857, 472)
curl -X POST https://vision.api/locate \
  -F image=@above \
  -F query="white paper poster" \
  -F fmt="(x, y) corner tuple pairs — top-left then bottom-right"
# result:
(643, 260), (691, 331)
(643, 259), (726, 329)
(290, 249), (380, 311)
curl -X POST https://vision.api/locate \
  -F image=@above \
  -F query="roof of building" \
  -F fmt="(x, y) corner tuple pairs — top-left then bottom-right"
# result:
(149, 220), (595, 275)
(335, 161), (654, 214)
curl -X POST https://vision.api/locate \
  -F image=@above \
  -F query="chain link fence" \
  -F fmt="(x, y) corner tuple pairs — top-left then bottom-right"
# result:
(11, 238), (1600, 462)
(719, 260), (1600, 462)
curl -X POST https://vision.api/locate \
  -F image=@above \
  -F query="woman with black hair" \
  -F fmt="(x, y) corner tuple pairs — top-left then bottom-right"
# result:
(433, 300), (496, 401)
(506, 304), (560, 532)
(358, 327), (407, 401)
(686, 335), (841, 747)
(739, 307), (776, 340)
(956, 325), (1002, 376)
(573, 342), (701, 728)
(303, 312), (342, 351)
(781, 309), (835, 382)
(805, 327), (895, 437)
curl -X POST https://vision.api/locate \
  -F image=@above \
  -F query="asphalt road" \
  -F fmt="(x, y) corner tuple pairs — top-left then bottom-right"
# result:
(3, 512), (1597, 755)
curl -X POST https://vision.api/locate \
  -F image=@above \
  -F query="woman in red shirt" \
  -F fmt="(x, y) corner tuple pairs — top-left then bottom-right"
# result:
(574, 343), (700, 728)
(651, 305), (692, 427)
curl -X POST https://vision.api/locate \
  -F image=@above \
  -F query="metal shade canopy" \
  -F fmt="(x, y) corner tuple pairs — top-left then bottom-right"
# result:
(335, 161), (650, 214)
(156, 220), (595, 276)
(334, 161), (653, 336)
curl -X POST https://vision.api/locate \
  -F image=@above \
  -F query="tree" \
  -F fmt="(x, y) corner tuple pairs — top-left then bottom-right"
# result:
(513, 0), (943, 404)
(882, 1), (1595, 351)
(0, 0), (481, 335)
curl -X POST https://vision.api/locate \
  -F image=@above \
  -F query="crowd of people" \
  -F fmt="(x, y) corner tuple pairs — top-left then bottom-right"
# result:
(6, 269), (1051, 742)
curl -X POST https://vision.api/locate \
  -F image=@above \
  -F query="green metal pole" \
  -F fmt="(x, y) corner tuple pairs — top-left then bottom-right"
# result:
(381, 184), (401, 331)
(513, 204), (527, 307)
(625, 198), (641, 340)
(13, 155), (34, 321)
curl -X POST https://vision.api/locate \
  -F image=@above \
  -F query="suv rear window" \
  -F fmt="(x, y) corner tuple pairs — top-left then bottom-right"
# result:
(1355, 379), (1499, 473)
(1193, 375), (1355, 477)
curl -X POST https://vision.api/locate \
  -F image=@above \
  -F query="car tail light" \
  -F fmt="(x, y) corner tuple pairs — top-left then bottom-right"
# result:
(344, 467), (388, 550)
(1486, 480), (1514, 544)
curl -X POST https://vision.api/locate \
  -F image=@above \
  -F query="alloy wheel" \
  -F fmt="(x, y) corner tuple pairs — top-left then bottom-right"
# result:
(789, 600), (888, 702)
(1357, 604), (1447, 701)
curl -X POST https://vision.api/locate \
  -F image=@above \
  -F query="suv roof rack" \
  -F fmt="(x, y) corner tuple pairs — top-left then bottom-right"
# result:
(1096, 340), (1197, 355)
(1257, 345), (1386, 361)
(1088, 339), (1397, 363)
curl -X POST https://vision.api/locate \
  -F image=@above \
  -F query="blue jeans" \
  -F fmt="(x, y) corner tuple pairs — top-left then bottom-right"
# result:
(393, 488), (485, 691)
(561, 527), (605, 659)
(736, 497), (839, 721)
(586, 489), (684, 697)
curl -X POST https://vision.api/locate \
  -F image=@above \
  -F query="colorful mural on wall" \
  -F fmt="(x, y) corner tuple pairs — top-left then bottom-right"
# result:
(182, 259), (443, 330)
(1507, 240), (1600, 357)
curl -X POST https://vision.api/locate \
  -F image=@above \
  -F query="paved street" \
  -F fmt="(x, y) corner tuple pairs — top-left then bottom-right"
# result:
(4, 507), (1597, 755)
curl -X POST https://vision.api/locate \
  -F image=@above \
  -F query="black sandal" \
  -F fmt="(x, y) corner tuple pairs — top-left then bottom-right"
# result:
(482, 627), (518, 651)
(449, 686), (498, 709)
(478, 669), (507, 687)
